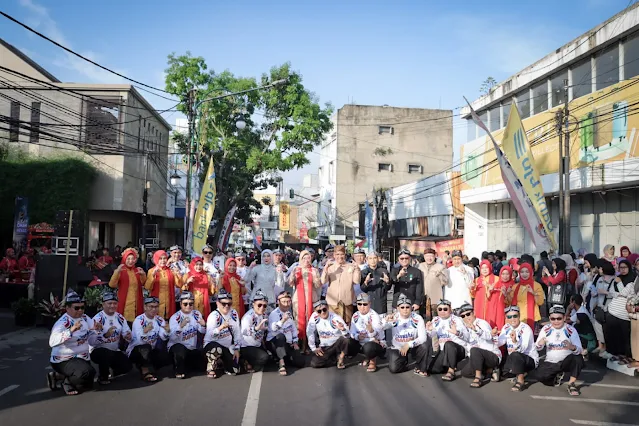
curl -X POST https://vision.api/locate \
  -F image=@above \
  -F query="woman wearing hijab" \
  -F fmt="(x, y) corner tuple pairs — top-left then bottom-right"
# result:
(471, 260), (497, 323)
(591, 260), (616, 358)
(602, 259), (636, 364)
(145, 250), (181, 320)
(183, 257), (217, 318)
(578, 254), (600, 302)
(507, 263), (545, 330)
(221, 257), (248, 317)
(620, 246), (632, 260)
(472, 261), (508, 329)
(602, 244), (617, 268)
(108, 248), (147, 323)
(560, 254), (578, 287)
(288, 250), (322, 351)
(245, 249), (277, 308)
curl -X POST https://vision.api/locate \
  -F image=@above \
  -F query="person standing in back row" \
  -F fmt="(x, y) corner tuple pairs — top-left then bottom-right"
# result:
(322, 245), (361, 324)
(419, 248), (448, 320)
(390, 249), (423, 311)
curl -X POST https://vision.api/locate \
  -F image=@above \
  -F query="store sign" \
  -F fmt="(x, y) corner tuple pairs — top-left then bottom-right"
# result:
(279, 202), (290, 231)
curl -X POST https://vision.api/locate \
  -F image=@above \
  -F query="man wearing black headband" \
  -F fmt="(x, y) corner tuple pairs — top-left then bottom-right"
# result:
(390, 249), (423, 312)
(497, 306), (539, 392)
(127, 296), (171, 383)
(307, 300), (351, 369)
(350, 293), (386, 372)
(204, 290), (242, 378)
(48, 290), (98, 395)
(534, 305), (584, 396)
(426, 299), (469, 380)
(168, 292), (207, 379)
(240, 291), (271, 373)
(89, 291), (132, 385)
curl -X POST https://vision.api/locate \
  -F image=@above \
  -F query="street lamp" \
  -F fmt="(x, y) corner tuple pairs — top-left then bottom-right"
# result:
(236, 118), (246, 130)
(170, 172), (181, 186)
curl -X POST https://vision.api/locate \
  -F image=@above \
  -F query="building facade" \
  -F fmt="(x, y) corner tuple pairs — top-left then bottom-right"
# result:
(460, 3), (639, 257)
(318, 104), (453, 238)
(0, 39), (172, 253)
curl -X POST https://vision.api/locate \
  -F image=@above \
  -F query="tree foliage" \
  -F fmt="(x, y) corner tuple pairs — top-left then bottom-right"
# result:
(165, 53), (333, 239)
(480, 77), (498, 95)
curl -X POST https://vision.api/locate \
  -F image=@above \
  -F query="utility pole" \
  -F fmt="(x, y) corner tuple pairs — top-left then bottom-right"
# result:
(556, 109), (564, 254)
(563, 79), (571, 254)
(141, 151), (149, 259)
(185, 88), (196, 251)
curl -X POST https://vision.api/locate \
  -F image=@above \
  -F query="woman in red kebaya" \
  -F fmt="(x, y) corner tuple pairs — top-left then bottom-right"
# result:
(108, 248), (146, 323)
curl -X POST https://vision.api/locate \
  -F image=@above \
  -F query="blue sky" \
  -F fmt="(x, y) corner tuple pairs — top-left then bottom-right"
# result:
(0, 0), (632, 189)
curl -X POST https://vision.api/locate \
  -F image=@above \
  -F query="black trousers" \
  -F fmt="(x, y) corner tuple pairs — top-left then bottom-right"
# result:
(502, 351), (537, 376)
(50, 359), (95, 392)
(428, 341), (466, 374)
(360, 341), (386, 360)
(240, 346), (270, 371)
(459, 348), (500, 377)
(603, 314), (632, 357)
(535, 354), (585, 386)
(129, 344), (169, 374)
(310, 336), (350, 368)
(169, 344), (206, 375)
(267, 334), (305, 368)
(204, 342), (235, 373)
(90, 348), (132, 380)
(388, 340), (430, 374)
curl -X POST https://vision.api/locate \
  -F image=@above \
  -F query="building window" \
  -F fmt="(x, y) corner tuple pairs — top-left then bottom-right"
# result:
(515, 89), (530, 119)
(328, 161), (334, 184)
(596, 43), (619, 91)
(502, 99), (511, 127)
(488, 104), (500, 131)
(408, 164), (422, 174)
(550, 70), (567, 107)
(625, 31), (639, 79)
(84, 97), (120, 147)
(532, 80), (548, 115)
(378, 125), (394, 134)
(477, 110), (488, 136)
(30, 102), (41, 144)
(571, 57), (592, 99)
(9, 101), (20, 143)
(378, 163), (393, 172)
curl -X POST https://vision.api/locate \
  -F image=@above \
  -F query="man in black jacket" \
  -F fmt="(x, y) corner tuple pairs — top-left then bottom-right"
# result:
(390, 249), (424, 311)
(360, 251), (392, 314)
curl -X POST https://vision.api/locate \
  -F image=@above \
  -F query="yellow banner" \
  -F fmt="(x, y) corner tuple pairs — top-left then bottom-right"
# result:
(502, 103), (557, 250)
(279, 201), (290, 231)
(193, 159), (216, 254)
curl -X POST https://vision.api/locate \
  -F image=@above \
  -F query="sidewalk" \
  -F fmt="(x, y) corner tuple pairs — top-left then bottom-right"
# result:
(0, 309), (21, 336)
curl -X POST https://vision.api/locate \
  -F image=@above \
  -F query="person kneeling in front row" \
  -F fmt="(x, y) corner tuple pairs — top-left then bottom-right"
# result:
(498, 306), (539, 392)
(267, 291), (305, 376)
(240, 290), (271, 373)
(204, 291), (242, 378)
(168, 292), (206, 379)
(307, 300), (351, 369)
(534, 305), (584, 396)
(426, 299), (470, 380)
(349, 293), (386, 372)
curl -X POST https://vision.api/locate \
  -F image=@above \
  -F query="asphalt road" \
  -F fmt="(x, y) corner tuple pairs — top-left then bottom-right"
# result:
(1, 328), (638, 426)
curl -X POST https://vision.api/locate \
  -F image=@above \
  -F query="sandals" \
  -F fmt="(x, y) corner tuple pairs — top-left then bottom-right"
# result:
(61, 381), (78, 396)
(413, 368), (428, 377)
(279, 365), (287, 376)
(98, 378), (111, 385)
(47, 372), (59, 391)
(511, 381), (524, 392)
(360, 360), (369, 367)
(441, 372), (456, 382)
(207, 371), (219, 379)
(567, 382), (581, 396)
(175, 374), (185, 379)
(367, 360), (377, 373)
(470, 378), (483, 388)
(244, 361), (255, 374)
(142, 373), (157, 382)
(337, 354), (346, 369)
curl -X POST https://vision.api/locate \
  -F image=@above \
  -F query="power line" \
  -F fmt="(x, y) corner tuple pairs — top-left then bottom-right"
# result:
(0, 11), (177, 98)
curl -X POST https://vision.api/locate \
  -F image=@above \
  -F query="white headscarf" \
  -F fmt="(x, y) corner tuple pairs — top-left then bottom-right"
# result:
(560, 254), (576, 271)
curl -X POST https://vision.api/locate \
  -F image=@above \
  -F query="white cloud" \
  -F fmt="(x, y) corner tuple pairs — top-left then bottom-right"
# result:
(18, 0), (127, 84)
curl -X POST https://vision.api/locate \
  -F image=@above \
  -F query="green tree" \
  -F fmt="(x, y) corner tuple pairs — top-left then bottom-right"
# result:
(165, 52), (333, 242)
(480, 77), (498, 95)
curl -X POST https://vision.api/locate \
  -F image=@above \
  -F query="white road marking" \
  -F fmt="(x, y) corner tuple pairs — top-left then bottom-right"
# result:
(570, 420), (639, 426)
(0, 385), (19, 397)
(24, 388), (49, 396)
(44, 366), (52, 370)
(241, 372), (263, 426)
(531, 396), (639, 406)
(577, 382), (639, 390)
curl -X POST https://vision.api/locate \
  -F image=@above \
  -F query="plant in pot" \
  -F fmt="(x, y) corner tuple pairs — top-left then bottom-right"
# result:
(37, 293), (65, 329)
(11, 298), (37, 327)
(83, 285), (105, 317)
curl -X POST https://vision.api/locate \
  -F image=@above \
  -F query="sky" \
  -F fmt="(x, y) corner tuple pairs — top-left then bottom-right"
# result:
(0, 0), (632, 190)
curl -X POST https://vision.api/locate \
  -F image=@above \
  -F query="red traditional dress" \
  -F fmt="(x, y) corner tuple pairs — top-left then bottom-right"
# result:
(183, 257), (216, 318)
(145, 250), (180, 320)
(108, 248), (146, 322)
(507, 262), (545, 329)
(18, 255), (35, 270)
(0, 248), (18, 272)
(290, 251), (322, 342)
(472, 260), (508, 329)
(221, 258), (246, 318)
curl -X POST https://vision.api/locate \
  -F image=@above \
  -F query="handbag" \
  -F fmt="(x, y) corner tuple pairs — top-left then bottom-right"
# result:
(592, 278), (618, 324)
(547, 282), (568, 306)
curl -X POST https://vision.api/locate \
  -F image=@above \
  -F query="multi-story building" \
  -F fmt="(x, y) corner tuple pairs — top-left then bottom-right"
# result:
(0, 39), (172, 252)
(460, 3), (639, 257)
(318, 104), (453, 238)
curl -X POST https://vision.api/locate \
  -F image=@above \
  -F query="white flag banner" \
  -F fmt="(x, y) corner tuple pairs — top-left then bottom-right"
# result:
(217, 205), (237, 251)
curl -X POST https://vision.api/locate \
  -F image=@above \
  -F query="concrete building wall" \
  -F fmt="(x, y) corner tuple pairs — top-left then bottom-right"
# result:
(333, 104), (453, 230)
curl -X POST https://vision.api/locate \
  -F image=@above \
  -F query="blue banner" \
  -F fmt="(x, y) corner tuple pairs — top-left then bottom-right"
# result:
(364, 198), (373, 252)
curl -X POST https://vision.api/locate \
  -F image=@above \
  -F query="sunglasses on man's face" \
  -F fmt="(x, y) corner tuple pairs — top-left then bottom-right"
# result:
(315, 307), (328, 314)
(182, 302), (194, 307)
(220, 302), (232, 307)
(72, 305), (85, 311)
(399, 256), (410, 261)
(203, 251), (213, 255)
(255, 303), (268, 309)
(437, 307), (449, 312)
(460, 312), (472, 318)
(506, 314), (519, 319)
(357, 302), (369, 306)
(549, 316), (563, 321)
(399, 305), (411, 310)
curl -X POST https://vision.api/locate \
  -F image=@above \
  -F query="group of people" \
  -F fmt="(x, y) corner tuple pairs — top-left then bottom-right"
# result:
(47, 242), (638, 399)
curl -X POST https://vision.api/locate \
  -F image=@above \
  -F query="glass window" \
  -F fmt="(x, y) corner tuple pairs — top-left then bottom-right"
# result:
(378, 163), (392, 172)
(624, 32), (639, 79)
(502, 99), (512, 126)
(477, 110), (487, 137)
(378, 125), (393, 134)
(408, 164), (422, 174)
(550, 70), (568, 107)
(572, 58), (592, 99)
(596, 44), (619, 90)
(515, 89), (530, 119)
(532, 80), (548, 115)
(489, 104), (500, 131)
(466, 118), (477, 142)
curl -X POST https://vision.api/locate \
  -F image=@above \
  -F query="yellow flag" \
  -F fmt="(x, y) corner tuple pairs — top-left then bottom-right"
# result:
(502, 103), (557, 250)
(192, 159), (216, 254)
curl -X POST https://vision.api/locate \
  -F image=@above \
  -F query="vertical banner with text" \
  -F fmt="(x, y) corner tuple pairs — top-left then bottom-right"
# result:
(12, 196), (29, 253)
(192, 160), (216, 254)
(279, 201), (290, 232)
(217, 205), (237, 251)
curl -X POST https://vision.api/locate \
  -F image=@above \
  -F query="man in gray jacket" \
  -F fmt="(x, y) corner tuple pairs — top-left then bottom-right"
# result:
(418, 248), (448, 320)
